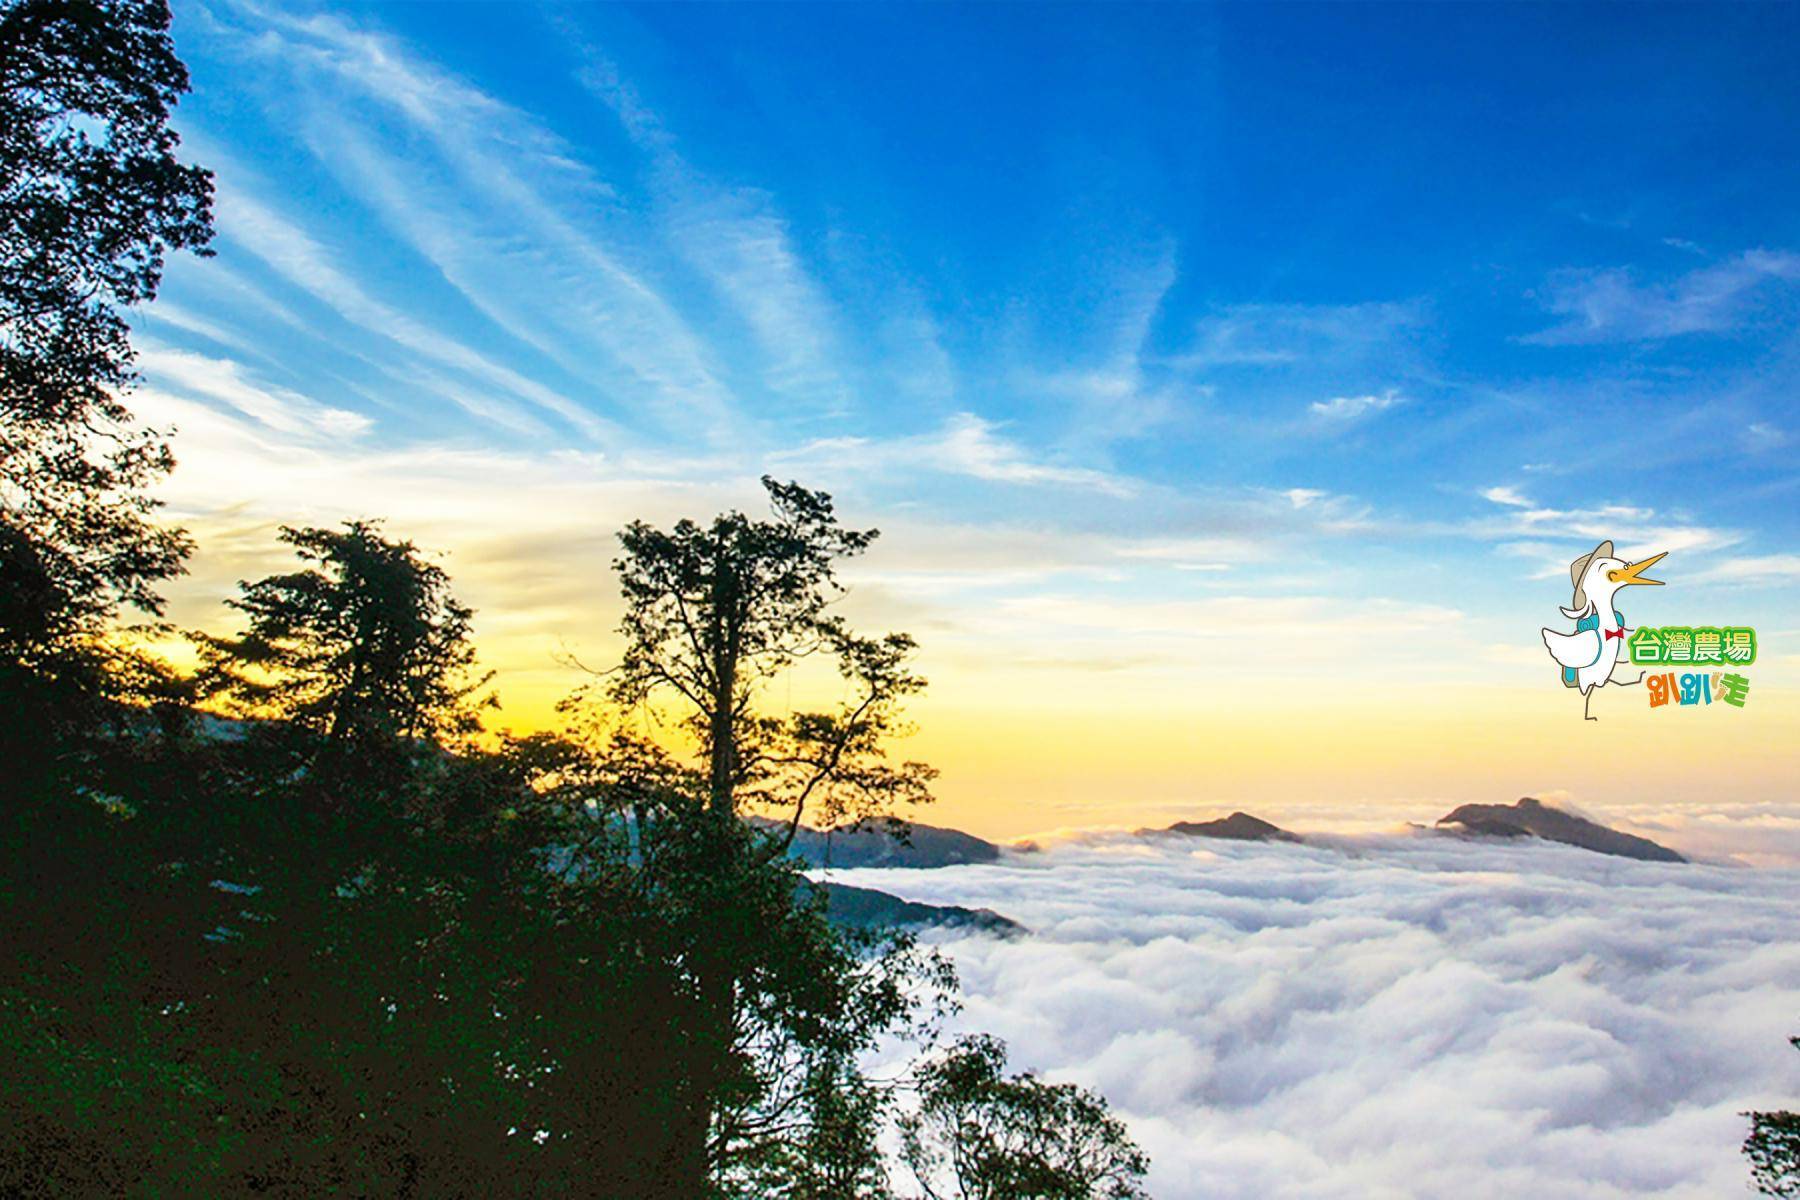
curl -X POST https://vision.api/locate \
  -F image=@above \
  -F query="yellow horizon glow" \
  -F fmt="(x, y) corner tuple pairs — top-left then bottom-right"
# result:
(138, 390), (1798, 859)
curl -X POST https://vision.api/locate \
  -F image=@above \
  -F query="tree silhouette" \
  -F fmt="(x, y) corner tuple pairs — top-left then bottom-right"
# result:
(1, 0), (213, 770)
(612, 475), (935, 839)
(0, 9), (1164, 1197)
(1, 6), (215, 1185)
(900, 1035), (1150, 1200)
(199, 520), (493, 795)
(0, 489), (1146, 1197)
(1747, 1038), (1800, 1197)
(607, 477), (949, 1193)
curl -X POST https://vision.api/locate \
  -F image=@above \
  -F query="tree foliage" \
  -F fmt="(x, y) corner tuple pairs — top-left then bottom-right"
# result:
(1747, 1038), (1800, 1198)
(0, 0), (212, 759)
(513, 717), (954, 1199)
(901, 1035), (1151, 1200)
(603, 478), (955, 1194)
(1, 0), (213, 407)
(1, 513), (990, 1200)
(611, 475), (936, 837)
(199, 521), (493, 776)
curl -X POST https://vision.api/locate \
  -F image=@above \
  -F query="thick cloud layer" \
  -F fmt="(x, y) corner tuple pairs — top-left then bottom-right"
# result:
(840, 833), (1800, 1199)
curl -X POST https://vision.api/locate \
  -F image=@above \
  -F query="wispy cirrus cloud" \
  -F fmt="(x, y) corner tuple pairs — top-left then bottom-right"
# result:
(1023, 241), (1186, 444)
(203, 1), (744, 437)
(135, 344), (370, 441)
(1471, 486), (1742, 576)
(1309, 388), (1404, 421)
(1687, 555), (1800, 586)
(574, 44), (852, 417)
(310, 119), (738, 433)
(215, 186), (611, 441)
(774, 412), (1136, 496)
(1176, 301), (1425, 370)
(1525, 249), (1800, 345)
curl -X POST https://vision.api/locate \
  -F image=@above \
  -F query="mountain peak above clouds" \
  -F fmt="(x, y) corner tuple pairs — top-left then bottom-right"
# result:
(766, 817), (1002, 869)
(1435, 797), (1686, 863)
(1151, 812), (1303, 843)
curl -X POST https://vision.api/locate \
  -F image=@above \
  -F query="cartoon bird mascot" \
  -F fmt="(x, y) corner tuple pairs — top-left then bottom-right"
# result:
(1540, 540), (1666, 721)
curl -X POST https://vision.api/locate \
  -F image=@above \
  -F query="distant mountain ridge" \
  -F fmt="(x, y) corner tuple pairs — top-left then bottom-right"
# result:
(772, 797), (1688, 937)
(1149, 812), (1301, 843)
(761, 818), (1017, 933)
(1435, 797), (1686, 863)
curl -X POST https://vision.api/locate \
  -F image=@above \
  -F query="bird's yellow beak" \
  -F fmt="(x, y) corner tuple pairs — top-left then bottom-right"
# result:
(1608, 551), (1667, 587)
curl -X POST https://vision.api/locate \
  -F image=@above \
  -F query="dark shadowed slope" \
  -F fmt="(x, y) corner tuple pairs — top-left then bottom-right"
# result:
(766, 817), (1003, 869)
(1436, 797), (1686, 863)
(805, 881), (1022, 934)
(1152, 812), (1301, 843)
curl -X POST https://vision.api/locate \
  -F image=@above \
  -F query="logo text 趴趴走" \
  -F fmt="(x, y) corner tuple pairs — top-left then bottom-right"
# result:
(1628, 626), (1756, 710)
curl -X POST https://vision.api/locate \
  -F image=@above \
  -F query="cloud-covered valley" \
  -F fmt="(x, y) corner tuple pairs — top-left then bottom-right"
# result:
(841, 833), (1800, 1199)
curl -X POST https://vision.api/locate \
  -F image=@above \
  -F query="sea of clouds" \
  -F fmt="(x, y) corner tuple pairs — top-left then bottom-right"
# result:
(841, 831), (1800, 1199)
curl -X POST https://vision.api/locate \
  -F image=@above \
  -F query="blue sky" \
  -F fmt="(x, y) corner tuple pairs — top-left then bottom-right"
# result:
(135, 1), (1800, 833)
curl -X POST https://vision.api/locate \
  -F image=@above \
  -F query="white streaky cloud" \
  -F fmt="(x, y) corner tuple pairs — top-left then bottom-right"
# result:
(135, 345), (371, 440)
(133, 301), (263, 358)
(1282, 488), (1325, 509)
(1463, 496), (1743, 577)
(163, 252), (332, 346)
(663, 182), (848, 413)
(571, 50), (668, 151)
(1688, 555), (1800, 586)
(1742, 422), (1789, 452)
(216, 188), (615, 442)
(1024, 242), (1184, 444)
(172, 263), (567, 439)
(933, 413), (1134, 495)
(1310, 389), (1404, 421)
(1481, 485), (1533, 508)
(306, 117), (738, 434)
(844, 832), (1800, 1200)
(1178, 301), (1425, 370)
(772, 413), (1136, 496)
(209, 4), (732, 436)
(1526, 248), (1800, 344)
(575, 45), (850, 415)
(237, 2), (524, 136)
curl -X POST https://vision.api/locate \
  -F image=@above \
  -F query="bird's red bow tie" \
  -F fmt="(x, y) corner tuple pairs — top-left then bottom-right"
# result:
(1604, 627), (1628, 641)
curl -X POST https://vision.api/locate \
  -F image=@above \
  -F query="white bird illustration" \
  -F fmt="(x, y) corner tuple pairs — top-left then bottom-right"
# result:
(1541, 540), (1666, 721)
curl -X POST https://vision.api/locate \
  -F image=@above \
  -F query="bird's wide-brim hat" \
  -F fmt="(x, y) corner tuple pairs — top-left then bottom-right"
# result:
(1569, 539), (1614, 612)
